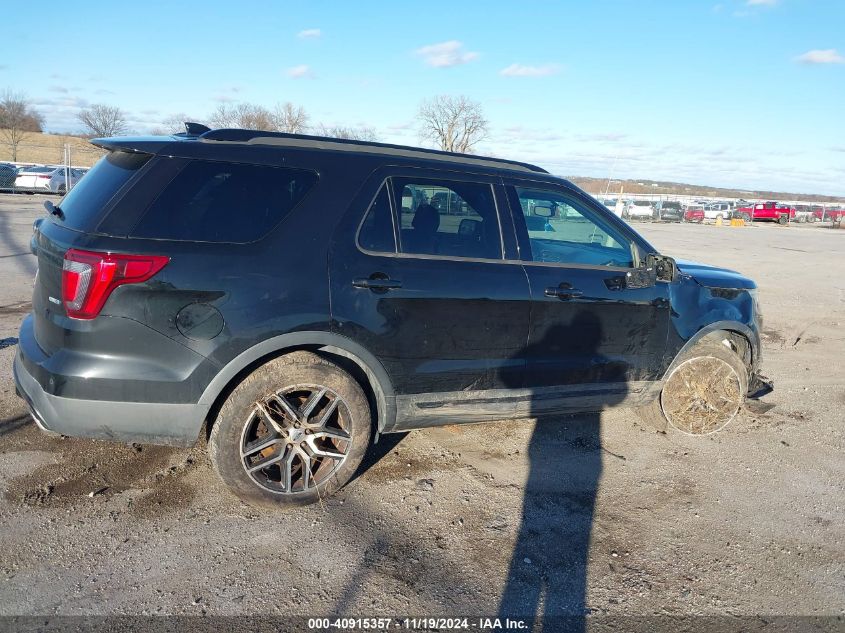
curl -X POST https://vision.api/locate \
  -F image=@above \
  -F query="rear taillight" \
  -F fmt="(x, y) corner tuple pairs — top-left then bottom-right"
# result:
(37, 175), (51, 180)
(61, 249), (169, 319)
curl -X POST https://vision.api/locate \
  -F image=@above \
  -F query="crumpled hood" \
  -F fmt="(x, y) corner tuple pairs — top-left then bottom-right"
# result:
(675, 259), (757, 290)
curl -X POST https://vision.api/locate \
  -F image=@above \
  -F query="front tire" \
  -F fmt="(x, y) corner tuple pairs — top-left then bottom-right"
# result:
(209, 351), (371, 507)
(637, 337), (748, 435)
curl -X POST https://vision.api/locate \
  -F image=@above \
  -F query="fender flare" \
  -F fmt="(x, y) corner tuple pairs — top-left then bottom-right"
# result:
(198, 332), (396, 433)
(664, 320), (761, 380)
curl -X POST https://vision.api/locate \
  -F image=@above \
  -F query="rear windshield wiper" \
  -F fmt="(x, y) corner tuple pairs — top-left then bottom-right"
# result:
(43, 200), (64, 221)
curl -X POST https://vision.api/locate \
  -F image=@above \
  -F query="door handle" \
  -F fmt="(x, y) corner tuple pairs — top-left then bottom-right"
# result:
(352, 276), (403, 290)
(544, 283), (584, 300)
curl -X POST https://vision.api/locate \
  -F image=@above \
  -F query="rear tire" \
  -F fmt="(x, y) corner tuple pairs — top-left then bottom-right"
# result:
(637, 336), (748, 435)
(209, 351), (371, 508)
(778, 215), (788, 225)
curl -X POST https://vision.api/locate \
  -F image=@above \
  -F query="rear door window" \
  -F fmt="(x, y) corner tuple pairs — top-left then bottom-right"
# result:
(130, 160), (318, 242)
(57, 151), (151, 232)
(392, 178), (502, 260)
(357, 184), (396, 253)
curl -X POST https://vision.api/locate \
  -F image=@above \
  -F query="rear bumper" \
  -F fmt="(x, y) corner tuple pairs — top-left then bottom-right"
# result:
(14, 317), (209, 447)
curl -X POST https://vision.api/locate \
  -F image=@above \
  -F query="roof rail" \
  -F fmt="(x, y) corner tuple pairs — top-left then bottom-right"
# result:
(198, 128), (548, 174)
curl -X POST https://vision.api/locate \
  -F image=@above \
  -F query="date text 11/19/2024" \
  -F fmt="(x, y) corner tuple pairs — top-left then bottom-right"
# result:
(307, 617), (529, 630)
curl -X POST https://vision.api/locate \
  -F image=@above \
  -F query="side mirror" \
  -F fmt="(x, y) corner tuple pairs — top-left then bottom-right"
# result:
(648, 254), (676, 282)
(533, 205), (553, 218)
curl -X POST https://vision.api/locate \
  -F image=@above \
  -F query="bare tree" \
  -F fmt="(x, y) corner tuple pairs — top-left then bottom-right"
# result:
(271, 102), (309, 133)
(209, 103), (274, 130)
(77, 104), (127, 137)
(417, 95), (488, 153)
(313, 123), (379, 141)
(0, 90), (44, 161)
(150, 113), (203, 135)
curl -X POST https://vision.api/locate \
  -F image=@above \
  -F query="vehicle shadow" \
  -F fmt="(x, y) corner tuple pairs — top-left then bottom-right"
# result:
(0, 208), (37, 277)
(498, 311), (628, 630)
(0, 413), (33, 437)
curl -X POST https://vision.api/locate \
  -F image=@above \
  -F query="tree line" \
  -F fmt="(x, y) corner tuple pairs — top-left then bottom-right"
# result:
(0, 88), (490, 159)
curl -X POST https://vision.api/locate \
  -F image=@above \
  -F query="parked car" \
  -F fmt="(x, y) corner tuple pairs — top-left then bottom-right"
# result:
(15, 125), (767, 507)
(0, 163), (17, 190)
(47, 167), (86, 194)
(792, 205), (815, 223)
(704, 202), (733, 222)
(600, 198), (624, 218)
(624, 199), (656, 220)
(656, 201), (683, 222)
(734, 201), (795, 224)
(684, 206), (705, 223)
(14, 166), (59, 192)
(811, 207), (845, 222)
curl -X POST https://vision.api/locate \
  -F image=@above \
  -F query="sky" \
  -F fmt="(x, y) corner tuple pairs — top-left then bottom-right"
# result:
(1, 0), (844, 196)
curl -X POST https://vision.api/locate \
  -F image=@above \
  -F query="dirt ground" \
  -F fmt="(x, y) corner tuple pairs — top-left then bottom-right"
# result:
(0, 194), (842, 622)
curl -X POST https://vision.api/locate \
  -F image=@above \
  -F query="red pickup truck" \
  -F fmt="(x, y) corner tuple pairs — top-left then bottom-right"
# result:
(734, 201), (795, 224)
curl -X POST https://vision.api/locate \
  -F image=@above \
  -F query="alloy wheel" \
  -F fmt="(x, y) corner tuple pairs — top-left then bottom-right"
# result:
(240, 384), (353, 494)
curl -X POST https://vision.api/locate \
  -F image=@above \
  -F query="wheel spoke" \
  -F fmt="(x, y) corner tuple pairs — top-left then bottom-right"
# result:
(305, 437), (346, 460)
(299, 450), (313, 489)
(282, 447), (296, 491)
(311, 398), (340, 429)
(314, 427), (350, 442)
(269, 394), (299, 424)
(255, 401), (286, 435)
(241, 434), (282, 459)
(300, 388), (327, 422)
(246, 446), (287, 474)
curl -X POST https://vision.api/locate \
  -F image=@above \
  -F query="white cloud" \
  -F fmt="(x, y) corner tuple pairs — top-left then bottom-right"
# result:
(795, 49), (845, 65)
(48, 85), (69, 94)
(747, 0), (777, 5)
(499, 63), (560, 77)
(414, 41), (479, 68)
(297, 28), (321, 39)
(286, 64), (314, 79)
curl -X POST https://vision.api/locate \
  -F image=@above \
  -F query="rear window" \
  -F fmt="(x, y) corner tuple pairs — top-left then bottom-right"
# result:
(57, 151), (151, 232)
(130, 160), (318, 243)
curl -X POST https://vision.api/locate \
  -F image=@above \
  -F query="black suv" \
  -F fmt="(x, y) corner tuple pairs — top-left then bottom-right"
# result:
(14, 125), (766, 507)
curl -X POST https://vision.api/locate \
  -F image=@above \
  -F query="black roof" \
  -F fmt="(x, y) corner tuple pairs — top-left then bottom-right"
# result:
(93, 123), (549, 176)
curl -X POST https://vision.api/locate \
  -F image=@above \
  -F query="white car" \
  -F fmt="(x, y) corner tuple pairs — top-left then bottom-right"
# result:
(14, 166), (85, 194)
(14, 166), (57, 192)
(703, 202), (732, 221)
(624, 200), (655, 220)
(48, 167), (86, 194)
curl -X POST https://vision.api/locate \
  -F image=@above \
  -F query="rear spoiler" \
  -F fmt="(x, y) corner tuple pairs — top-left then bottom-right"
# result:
(89, 136), (186, 154)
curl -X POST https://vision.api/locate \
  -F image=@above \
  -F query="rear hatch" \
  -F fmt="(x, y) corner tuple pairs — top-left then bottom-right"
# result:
(32, 150), (152, 355)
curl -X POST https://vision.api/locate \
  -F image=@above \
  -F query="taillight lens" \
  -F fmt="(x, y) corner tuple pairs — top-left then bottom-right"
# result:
(61, 249), (169, 319)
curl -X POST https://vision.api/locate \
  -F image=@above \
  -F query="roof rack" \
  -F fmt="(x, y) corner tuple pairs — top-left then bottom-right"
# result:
(197, 127), (549, 174)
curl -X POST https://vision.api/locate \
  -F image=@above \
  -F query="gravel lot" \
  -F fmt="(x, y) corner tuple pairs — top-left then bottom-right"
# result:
(0, 194), (843, 621)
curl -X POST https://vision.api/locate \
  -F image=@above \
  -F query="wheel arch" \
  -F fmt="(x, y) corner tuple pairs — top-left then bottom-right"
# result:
(664, 320), (760, 380)
(198, 332), (396, 439)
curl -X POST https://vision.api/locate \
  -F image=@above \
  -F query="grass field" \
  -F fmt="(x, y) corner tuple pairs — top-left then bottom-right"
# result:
(0, 132), (105, 167)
